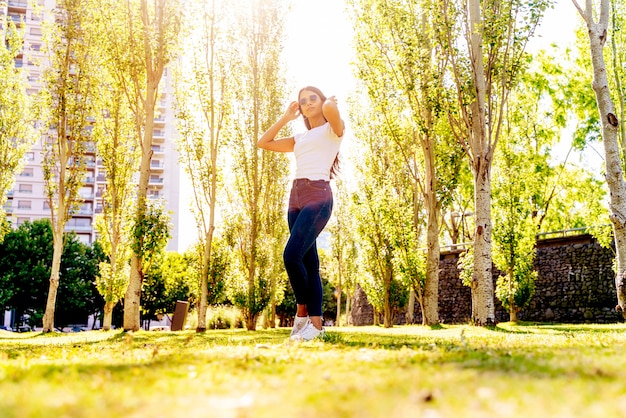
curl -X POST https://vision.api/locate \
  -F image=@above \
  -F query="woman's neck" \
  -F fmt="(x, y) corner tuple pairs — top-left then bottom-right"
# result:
(308, 115), (326, 129)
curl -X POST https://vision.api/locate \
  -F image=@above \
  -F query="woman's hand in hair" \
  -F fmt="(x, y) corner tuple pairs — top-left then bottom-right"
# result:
(283, 101), (301, 122)
(257, 101), (299, 152)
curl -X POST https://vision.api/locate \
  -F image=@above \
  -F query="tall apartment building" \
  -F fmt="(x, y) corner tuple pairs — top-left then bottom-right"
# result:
(1, 0), (183, 251)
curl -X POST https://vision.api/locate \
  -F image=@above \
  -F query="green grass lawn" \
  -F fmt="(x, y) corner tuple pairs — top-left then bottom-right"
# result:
(1, 323), (625, 418)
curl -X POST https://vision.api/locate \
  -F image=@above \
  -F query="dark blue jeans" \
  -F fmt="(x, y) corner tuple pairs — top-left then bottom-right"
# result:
(283, 179), (333, 317)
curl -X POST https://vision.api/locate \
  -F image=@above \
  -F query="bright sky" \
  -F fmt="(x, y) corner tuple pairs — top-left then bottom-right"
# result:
(177, 0), (583, 252)
(285, 0), (581, 94)
(283, 0), (355, 102)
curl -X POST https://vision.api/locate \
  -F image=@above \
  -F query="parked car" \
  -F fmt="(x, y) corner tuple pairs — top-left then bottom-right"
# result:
(14, 325), (31, 333)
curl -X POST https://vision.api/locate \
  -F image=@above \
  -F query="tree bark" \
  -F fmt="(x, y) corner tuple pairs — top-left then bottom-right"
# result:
(406, 288), (415, 324)
(42, 234), (63, 332)
(423, 141), (440, 325)
(508, 267), (517, 322)
(471, 169), (495, 325)
(336, 280), (342, 327)
(196, 228), (214, 332)
(467, 0), (495, 326)
(122, 0), (172, 331)
(383, 269), (392, 328)
(102, 301), (115, 331)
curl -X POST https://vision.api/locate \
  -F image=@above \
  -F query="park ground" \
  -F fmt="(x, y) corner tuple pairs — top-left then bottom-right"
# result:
(1, 323), (626, 417)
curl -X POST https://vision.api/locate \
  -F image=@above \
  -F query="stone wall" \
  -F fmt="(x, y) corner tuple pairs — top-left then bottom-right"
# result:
(350, 234), (621, 325)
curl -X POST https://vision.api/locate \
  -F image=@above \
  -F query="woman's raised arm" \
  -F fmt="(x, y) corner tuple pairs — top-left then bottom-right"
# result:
(257, 101), (299, 152)
(322, 96), (344, 138)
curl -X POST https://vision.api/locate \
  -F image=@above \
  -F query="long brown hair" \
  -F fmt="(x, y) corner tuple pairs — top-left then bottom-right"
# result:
(298, 86), (340, 179)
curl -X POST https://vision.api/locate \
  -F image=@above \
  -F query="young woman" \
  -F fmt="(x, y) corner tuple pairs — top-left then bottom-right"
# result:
(257, 86), (344, 341)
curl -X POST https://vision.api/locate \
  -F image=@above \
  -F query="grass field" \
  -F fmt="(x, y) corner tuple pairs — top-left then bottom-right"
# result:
(1, 323), (625, 418)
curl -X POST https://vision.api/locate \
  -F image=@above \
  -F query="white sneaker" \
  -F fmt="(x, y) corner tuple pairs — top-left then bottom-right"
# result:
(292, 321), (324, 341)
(290, 316), (309, 337)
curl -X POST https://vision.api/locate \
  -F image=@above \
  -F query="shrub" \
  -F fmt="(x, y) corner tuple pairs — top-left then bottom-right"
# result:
(206, 305), (244, 329)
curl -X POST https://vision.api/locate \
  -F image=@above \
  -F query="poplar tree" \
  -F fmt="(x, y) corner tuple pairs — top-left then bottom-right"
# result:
(573, 0), (626, 316)
(39, 0), (100, 332)
(440, 0), (550, 324)
(348, 0), (462, 324)
(96, 0), (182, 331)
(175, 0), (236, 332)
(0, 19), (35, 241)
(91, 60), (138, 331)
(350, 98), (413, 328)
(225, 0), (289, 330)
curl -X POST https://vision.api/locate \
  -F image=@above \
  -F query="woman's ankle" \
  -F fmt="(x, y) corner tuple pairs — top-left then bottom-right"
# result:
(310, 316), (322, 330)
(296, 304), (308, 317)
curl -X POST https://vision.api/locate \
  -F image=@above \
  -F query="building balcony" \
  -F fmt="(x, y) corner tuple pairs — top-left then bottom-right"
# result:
(8, 14), (23, 23)
(151, 146), (165, 154)
(8, 1), (28, 9)
(65, 225), (92, 232)
(148, 178), (164, 186)
(74, 208), (93, 215)
(150, 161), (165, 171)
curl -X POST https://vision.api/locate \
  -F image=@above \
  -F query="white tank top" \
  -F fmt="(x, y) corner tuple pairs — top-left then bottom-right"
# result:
(293, 122), (343, 181)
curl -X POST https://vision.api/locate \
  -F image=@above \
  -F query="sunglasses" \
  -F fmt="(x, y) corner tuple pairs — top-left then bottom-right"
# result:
(299, 94), (319, 106)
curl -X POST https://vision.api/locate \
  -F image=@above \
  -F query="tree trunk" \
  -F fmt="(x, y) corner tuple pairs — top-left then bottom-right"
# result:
(42, 221), (65, 332)
(271, 300), (276, 328)
(467, 0), (495, 326)
(336, 280), (342, 327)
(383, 270), (392, 328)
(508, 268), (517, 322)
(124, 255), (143, 331)
(575, 0), (626, 318)
(406, 288), (415, 325)
(246, 312), (258, 331)
(345, 292), (352, 325)
(102, 301), (115, 331)
(124, 78), (157, 332)
(197, 228), (214, 332)
(423, 164), (440, 325)
(42, 274), (60, 332)
(472, 169), (495, 325)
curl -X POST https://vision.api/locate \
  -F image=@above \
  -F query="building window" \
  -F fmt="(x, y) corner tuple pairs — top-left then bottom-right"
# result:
(25, 152), (35, 161)
(18, 184), (32, 194)
(19, 167), (34, 177)
(17, 200), (31, 210)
